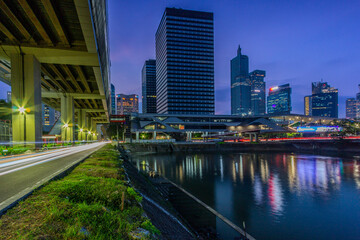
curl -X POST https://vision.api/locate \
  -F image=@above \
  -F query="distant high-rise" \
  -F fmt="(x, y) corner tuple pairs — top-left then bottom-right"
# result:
(6, 91), (11, 103)
(142, 59), (157, 113)
(304, 95), (312, 116)
(249, 70), (266, 116)
(346, 98), (357, 119)
(231, 46), (250, 115)
(111, 84), (116, 115)
(155, 8), (214, 115)
(42, 104), (56, 133)
(267, 84), (292, 115)
(116, 94), (138, 115)
(310, 81), (338, 118)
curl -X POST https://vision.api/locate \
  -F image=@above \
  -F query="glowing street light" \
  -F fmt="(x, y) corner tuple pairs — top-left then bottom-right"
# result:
(80, 128), (83, 132)
(63, 123), (69, 128)
(18, 107), (26, 114)
(88, 131), (91, 134)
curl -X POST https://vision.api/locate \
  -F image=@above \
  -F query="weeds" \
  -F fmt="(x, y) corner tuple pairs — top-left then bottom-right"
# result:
(0, 144), (159, 239)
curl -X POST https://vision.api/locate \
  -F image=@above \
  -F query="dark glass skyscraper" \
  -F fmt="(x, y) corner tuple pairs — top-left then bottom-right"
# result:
(309, 81), (338, 118)
(155, 8), (214, 115)
(231, 46), (250, 115)
(142, 59), (157, 113)
(267, 84), (292, 115)
(249, 70), (266, 116)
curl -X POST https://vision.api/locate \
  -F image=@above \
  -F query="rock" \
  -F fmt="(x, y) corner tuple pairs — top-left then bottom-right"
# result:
(129, 228), (150, 239)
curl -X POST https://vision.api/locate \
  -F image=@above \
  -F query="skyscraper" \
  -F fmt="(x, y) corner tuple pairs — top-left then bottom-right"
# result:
(267, 84), (292, 115)
(249, 70), (266, 116)
(6, 91), (11, 103)
(142, 59), (157, 113)
(155, 8), (214, 115)
(304, 95), (312, 116)
(111, 84), (116, 115)
(231, 46), (250, 115)
(42, 104), (56, 133)
(310, 81), (338, 118)
(116, 94), (138, 115)
(346, 98), (357, 119)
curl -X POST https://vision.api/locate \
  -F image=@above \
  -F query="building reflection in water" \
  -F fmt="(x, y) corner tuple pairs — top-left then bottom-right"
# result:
(134, 151), (360, 238)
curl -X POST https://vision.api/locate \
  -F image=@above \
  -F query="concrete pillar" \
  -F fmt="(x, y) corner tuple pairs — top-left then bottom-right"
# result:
(86, 116), (92, 141)
(136, 131), (139, 141)
(249, 133), (254, 142)
(92, 120), (97, 141)
(11, 54), (42, 148)
(61, 94), (74, 142)
(77, 109), (87, 141)
(255, 133), (259, 142)
(153, 131), (157, 140)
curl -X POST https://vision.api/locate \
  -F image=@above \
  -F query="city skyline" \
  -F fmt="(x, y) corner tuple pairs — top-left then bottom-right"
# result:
(105, 0), (360, 118)
(0, 0), (359, 118)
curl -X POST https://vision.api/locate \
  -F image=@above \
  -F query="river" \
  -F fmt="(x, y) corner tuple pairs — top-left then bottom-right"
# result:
(134, 152), (360, 240)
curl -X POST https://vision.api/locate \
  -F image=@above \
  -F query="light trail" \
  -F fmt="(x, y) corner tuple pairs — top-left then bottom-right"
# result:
(0, 142), (106, 176)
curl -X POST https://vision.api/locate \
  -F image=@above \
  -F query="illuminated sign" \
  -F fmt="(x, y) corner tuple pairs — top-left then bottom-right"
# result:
(297, 126), (342, 133)
(270, 86), (279, 92)
(110, 115), (126, 123)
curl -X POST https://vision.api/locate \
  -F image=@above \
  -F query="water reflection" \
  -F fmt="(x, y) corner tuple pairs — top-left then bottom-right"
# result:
(135, 152), (360, 240)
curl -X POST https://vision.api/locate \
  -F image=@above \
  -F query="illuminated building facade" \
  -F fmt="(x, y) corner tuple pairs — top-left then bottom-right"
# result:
(231, 46), (250, 115)
(155, 8), (215, 115)
(42, 104), (56, 133)
(117, 94), (139, 115)
(304, 95), (312, 116)
(111, 84), (116, 115)
(308, 81), (338, 118)
(142, 59), (157, 113)
(267, 84), (292, 115)
(249, 70), (266, 116)
(345, 98), (356, 119)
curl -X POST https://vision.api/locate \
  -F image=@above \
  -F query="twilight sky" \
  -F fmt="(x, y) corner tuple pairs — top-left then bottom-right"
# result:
(1, 0), (360, 117)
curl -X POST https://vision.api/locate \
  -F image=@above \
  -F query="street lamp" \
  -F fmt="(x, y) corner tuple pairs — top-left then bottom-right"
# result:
(18, 107), (26, 114)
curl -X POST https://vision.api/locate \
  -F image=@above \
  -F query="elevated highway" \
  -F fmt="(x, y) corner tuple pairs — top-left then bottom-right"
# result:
(0, 0), (110, 145)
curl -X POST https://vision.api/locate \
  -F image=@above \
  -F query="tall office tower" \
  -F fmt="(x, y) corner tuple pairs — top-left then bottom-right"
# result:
(231, 46), (250, 115)
(346, 98), (357, 119)
(155, 8), (214, 115)
(304, 95), (312, 116)
(6, 91), (11, 103)
(111, 84), (116, 115)
(42, 104), (56, 133)
(310, 81), (338, 118)
(356, 84), (360, 101)
(267, 84), (292, 115)
(142, 59), (157, 113)
(116, 94), (138, 115)
(249, 70), (266, 115)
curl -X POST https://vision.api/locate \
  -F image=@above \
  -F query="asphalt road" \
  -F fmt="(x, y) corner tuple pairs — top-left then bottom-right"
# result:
(0, 142), (107, 213)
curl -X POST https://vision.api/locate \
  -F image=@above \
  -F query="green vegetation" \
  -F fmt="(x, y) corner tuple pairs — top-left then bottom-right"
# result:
(0, 144), (159, 239)
(0, 145), (29, 156)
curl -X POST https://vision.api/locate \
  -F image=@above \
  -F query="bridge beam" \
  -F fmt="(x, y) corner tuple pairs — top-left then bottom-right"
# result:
(11, 54), (42, 148)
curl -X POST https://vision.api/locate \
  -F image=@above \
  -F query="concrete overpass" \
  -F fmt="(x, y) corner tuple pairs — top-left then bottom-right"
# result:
(0, 0), (110, 145)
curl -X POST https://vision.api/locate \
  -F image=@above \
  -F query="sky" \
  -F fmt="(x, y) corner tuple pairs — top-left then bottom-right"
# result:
(1, 0), (360, 117)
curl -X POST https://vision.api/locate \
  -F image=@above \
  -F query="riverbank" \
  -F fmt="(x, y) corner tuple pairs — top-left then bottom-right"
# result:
(0, 144), (160, 239)
(125, 139), (360, 157)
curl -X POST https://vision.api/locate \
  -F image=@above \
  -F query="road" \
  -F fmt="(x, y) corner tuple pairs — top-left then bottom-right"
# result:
(0, 142), (107, 213)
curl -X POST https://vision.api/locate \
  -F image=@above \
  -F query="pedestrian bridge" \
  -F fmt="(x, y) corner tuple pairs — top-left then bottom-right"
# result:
(0, 0), (110, 146)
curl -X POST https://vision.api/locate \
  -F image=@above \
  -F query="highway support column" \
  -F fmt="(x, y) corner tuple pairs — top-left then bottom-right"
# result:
(61, 94), (74, 143)
(11, 54), (42, 148)
(78, 109), (87, 141)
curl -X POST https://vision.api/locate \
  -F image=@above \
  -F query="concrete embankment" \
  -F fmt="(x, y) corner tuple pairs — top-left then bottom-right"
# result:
(125, 139), (360, 157)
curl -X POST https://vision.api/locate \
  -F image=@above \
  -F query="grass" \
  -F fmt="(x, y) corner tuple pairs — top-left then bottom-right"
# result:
(0, 144), (159, 239)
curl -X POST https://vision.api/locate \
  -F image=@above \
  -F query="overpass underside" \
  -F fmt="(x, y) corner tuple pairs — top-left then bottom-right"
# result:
(0, 0), (110, 146)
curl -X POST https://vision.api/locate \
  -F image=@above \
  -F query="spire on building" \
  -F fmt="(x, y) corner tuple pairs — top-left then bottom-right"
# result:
(237, 45), (241, 55)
